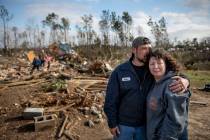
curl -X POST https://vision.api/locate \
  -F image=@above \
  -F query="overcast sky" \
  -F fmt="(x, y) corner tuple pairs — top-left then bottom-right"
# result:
(1, 0), (210, 42)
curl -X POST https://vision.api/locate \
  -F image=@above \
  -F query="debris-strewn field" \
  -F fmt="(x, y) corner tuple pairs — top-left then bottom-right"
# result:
(0, 52), (210, 140)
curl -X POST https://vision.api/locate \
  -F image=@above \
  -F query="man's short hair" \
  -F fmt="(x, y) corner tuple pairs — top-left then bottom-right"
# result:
(132, 36), (151, 48)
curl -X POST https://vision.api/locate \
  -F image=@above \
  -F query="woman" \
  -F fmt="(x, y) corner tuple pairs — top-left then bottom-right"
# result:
(146, 49), (190, 140)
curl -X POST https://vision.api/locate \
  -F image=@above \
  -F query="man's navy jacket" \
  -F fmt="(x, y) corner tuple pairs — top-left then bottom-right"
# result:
(104, 60), (153, 128)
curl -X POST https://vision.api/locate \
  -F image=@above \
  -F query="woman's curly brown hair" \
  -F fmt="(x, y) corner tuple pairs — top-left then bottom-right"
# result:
(146, 48), (180, 73)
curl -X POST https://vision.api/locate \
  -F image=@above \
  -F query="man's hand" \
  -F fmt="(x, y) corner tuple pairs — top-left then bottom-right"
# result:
(169, 76), (189, 93)
(110, 126), (120, 136)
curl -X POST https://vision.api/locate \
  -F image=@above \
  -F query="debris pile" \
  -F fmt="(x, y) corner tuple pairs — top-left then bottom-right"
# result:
(0, 48), (112, 139)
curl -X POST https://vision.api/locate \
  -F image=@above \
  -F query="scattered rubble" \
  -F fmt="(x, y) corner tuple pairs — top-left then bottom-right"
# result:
(34, 114), (57, 132)
(198, 84), (210, 92)
(84, 120), (95, 128)
(0, 50), (112, 139)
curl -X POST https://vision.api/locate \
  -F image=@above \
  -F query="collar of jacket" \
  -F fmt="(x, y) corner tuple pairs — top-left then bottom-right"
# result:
(118, 60), (147, 83)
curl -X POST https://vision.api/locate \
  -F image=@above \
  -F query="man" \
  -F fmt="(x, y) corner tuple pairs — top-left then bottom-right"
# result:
(104, 36), (189, 140)
(30, 55), (42, 75)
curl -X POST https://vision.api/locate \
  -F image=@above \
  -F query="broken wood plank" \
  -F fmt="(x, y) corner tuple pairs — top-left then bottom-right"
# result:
(73, 76), (107, 80)
(67, 120), (78, 131)
(64, 130), (80, 140)
(190, 101), (208, 106)
(58, 114), (69, 138)
(86, 87), (106, 91)
(81, 92), (89, 106)
(59, 71), (72, 79)
(0, 79), (45, 87)
(0, 86), (8, 92)
(63, 130), (75, 140)
(85, 89), (105, 92)
(45, 103), (76, 113)
(65, 122), (72, 130)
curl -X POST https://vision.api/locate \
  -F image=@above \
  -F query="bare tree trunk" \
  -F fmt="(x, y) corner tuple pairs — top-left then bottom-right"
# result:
(6, 22), (10, 52)
(3, 20), (7, 53)
(64, 29), (67, 42)
(28, 31), (32, 47)
(33, 29), (36, 47)
(14, 32), (17, 48)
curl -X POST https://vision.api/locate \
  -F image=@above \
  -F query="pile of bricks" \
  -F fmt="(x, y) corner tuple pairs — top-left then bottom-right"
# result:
(23, 107), (56, 131)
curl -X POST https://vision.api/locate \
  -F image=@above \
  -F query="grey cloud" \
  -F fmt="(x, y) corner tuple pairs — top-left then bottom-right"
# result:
(169, 28), (210, 41)
(184, 0), (210, 10)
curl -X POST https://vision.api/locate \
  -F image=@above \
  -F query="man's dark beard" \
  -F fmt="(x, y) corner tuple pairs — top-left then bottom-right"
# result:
(137, 57), (146, 64)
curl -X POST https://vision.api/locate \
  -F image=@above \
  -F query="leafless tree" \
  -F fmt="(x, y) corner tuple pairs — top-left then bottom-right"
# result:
(61, 17), (70, 42)
(12, 26), (18, 48)
(99, 10), (111, 46)
(0, 5), (13, 52)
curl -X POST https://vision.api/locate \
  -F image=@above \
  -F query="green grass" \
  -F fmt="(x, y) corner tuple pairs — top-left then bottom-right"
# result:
(184, 70), (210, 87)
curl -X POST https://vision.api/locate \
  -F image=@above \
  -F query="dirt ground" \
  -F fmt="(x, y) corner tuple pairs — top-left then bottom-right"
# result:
(188, 89), (210, 140)
(1, 81), (210, 140)
(0, 84), (112, 140)
(0, 55), (113, 140)
(0, 55), (210, 140)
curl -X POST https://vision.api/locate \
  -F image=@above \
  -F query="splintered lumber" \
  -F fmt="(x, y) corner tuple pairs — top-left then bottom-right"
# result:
(0, 79), (45, 87)
(64, 130), (74, 140)
(81, 92), (88, 106)
(73, 76), (107, 80)
(65, 122), (72, 130)
(66, 119), (78, 130)
(86, 87), (106, 90)
(64, 130), (80, 140)
(28, 80), (50, 87)
(58, 115), (69, 138)
(0, 86), (8, 92)
(80, 80), (103, 89)
(67, 78), (108, 94)
(190, 101), (208, 106)
(59, 71), (72, 79)
(85, 89), (105, 92)
(59, 103), (76, 111)
(86, 83), (107, 90)
(45, 103), (76, 113)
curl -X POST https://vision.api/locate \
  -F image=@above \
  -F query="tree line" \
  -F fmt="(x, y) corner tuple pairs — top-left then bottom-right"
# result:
(1, 5), (210, 53)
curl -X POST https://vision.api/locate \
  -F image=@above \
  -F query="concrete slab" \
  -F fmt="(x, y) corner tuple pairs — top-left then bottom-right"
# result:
(34, 114), (56, 132)
(23, 108), (44, 120)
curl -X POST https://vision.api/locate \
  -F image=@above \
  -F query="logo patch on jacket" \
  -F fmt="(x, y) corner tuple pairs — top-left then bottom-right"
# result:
(122, 77), (131, 81)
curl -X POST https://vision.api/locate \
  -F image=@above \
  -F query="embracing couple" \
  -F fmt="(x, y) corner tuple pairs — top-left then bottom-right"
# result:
(104, 36), (191, 140)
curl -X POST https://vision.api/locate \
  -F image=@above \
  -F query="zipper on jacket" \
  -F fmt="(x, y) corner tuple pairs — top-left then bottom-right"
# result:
(140, 70), (147, 91)
(128, 61), (146, 92)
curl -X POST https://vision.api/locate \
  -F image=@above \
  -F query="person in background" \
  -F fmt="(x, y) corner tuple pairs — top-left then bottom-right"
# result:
(39, 54), (45, 67)
(44, 54), (53, 70)
(146, 49), (190, 140)
(30, 55), (42, 74)
(104, 36), (190, 140)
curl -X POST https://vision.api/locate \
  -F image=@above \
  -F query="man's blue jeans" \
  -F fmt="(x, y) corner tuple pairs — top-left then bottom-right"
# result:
(179, 126), (188, 140)
(113, 125), (146, 140)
